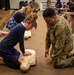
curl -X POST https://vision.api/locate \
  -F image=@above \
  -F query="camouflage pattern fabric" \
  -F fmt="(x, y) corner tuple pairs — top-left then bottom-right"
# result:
(31, 2), (39, 10)
(45, 15), (74, 68)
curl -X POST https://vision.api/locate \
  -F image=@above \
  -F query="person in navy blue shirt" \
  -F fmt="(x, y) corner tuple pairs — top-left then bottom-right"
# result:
(0, 6), (31, 35)
(0, 15), (37, 69)
(55, 0), (62, 14)
(7, 6), (31, 30)
(68, 0), (74, 33)
(69, 0), (74, 12)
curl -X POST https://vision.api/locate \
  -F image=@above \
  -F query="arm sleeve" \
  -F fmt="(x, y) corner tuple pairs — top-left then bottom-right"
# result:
(53, 24), (66, 57)
(45, 29), (51, 50)
(58, 2), (62, 8)
(18, 13), (25, 23)
(18, 27), (25, 53)
(13, 12), (25, 23)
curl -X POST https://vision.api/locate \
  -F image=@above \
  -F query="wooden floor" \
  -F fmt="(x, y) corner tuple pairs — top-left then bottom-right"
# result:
(0, 10), (15, 30)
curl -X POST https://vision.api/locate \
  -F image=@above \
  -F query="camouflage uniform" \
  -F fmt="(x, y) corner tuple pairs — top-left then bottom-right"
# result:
(30, 1), (39, 13)
(31, 2), (39, 10)
(46, 15), (74, 69)
(47, 0), (51, 7)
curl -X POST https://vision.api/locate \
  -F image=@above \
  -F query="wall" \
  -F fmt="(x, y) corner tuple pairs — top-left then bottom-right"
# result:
(10, 0), (68, 9)
(10, 0), (46, 9)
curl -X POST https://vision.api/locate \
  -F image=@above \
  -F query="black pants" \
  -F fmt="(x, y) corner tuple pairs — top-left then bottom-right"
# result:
(3, 59), (21, 69)
(0, 46), (21, 69)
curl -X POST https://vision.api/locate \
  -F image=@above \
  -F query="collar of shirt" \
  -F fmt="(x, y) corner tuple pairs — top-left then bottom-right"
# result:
(21, 22), (25, 27)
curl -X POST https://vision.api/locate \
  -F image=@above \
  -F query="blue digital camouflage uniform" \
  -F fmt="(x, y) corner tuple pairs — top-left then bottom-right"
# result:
(46, 15), (74, 68)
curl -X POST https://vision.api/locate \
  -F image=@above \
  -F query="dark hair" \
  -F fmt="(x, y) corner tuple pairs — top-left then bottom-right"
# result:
(42, 8), (56, 18)
(32, 0), (35, 1)
(57, 0), (60, 2)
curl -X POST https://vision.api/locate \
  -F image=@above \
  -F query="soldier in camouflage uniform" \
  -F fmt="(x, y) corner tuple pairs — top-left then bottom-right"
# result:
(43, 8), (74, 69)
(30, 0), (39, 13)
(47, 0), (51, 7)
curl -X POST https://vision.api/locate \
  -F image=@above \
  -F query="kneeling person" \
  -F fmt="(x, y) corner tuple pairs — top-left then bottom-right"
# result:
(0, 15), (36, 69)
(43, 8), (74, 69)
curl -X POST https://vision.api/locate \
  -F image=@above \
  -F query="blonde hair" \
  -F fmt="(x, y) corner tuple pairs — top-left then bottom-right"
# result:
(17, 6), (32, 16)
(23, 13), (38, 29)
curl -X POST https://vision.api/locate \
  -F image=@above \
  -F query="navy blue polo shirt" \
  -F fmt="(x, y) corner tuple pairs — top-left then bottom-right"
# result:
(0, 23), (26, 53)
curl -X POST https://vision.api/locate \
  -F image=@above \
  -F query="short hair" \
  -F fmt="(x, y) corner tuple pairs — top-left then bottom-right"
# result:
(42, 8), (56, 18)
(57, 0), (60, 2)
